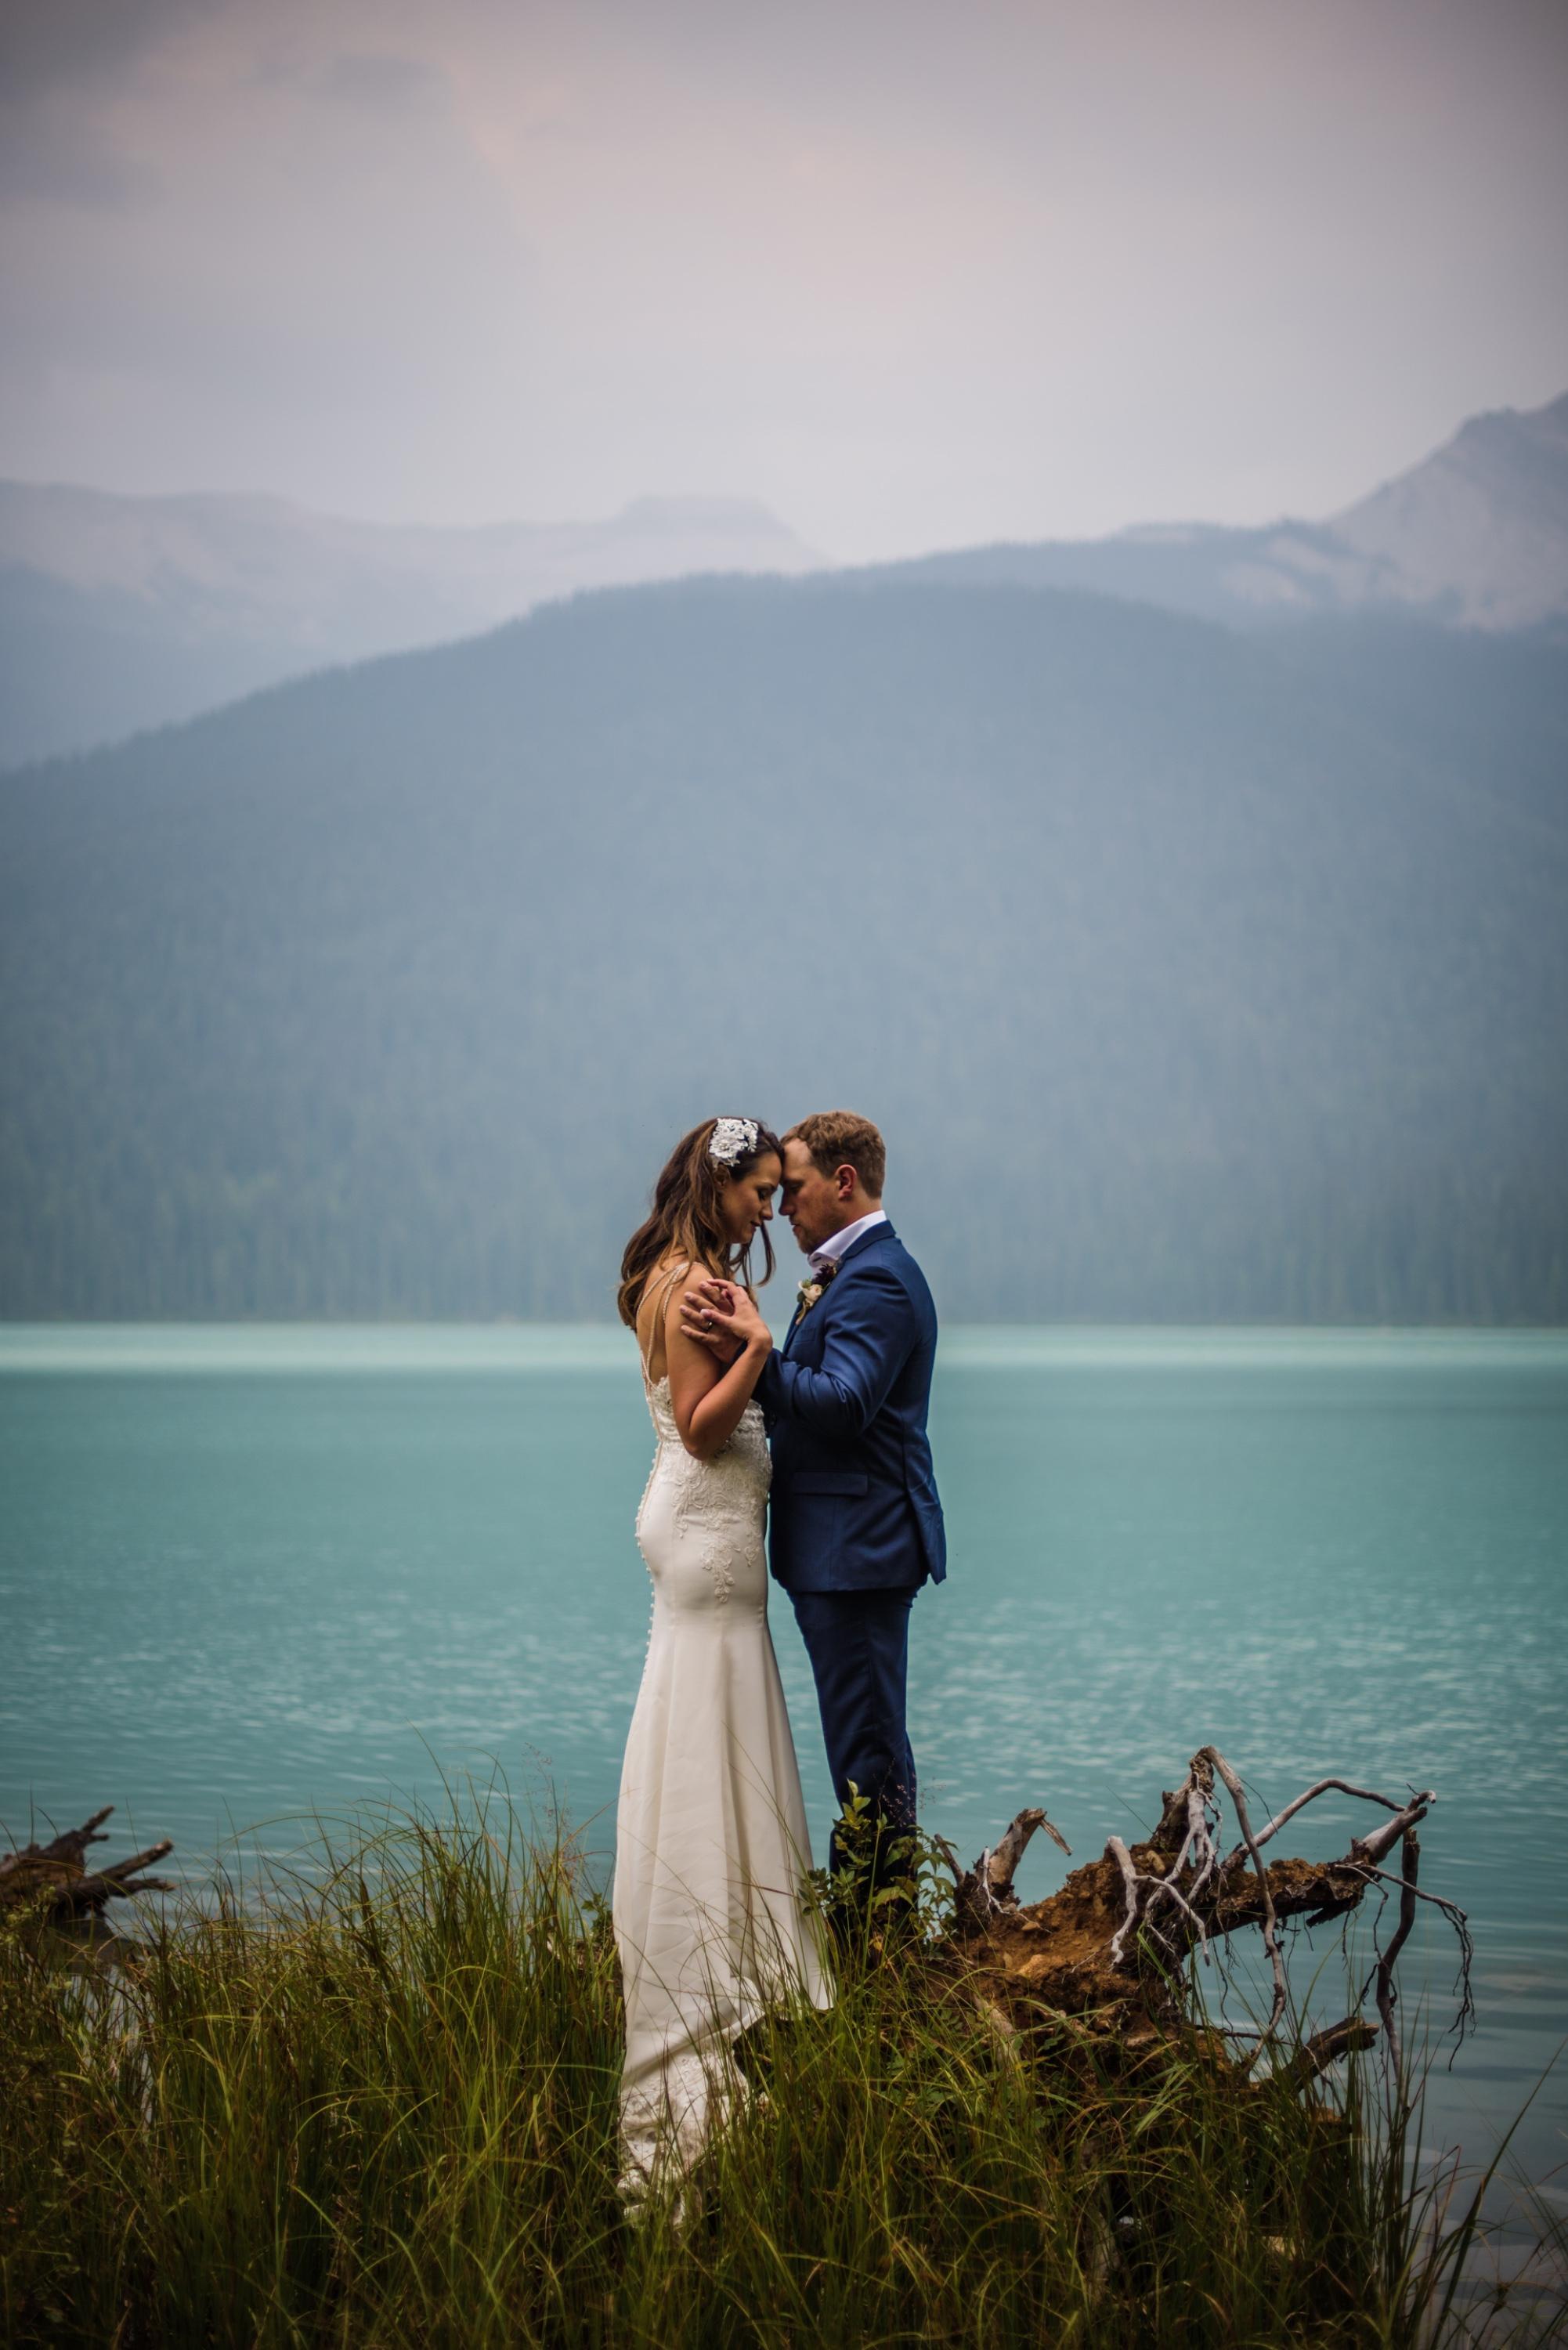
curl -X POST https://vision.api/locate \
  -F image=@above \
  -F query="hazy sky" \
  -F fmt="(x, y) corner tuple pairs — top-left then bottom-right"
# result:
(2, 0), (1566, 559)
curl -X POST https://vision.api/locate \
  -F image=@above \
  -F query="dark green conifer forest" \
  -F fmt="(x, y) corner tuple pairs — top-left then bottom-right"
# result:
(2, 577), (1563, 1321)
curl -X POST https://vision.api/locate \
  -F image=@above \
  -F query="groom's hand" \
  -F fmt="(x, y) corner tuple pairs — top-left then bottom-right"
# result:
(680, 1278), (744, 1361)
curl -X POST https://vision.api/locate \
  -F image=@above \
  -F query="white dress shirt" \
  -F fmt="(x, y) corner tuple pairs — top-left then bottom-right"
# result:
(808, 1207), (888, 1277)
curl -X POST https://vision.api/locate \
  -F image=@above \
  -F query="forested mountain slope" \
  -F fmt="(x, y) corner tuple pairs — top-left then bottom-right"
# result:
(2, 577), (1563, 1321)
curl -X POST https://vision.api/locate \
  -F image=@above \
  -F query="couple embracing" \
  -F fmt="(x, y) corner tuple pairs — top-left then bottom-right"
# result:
(612, 1109), (945, 2205)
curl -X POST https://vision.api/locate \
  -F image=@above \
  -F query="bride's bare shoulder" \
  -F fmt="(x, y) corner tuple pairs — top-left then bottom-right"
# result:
(637, 1254), (711, 1370)
(653, 1254), (730, 1328)
(638, 1254), (697, 1316)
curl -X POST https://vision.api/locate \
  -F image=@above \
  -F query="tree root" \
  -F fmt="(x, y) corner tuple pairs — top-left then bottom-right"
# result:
(0, 1808), (175, 1922)
(946, 1748), (1468, 2087)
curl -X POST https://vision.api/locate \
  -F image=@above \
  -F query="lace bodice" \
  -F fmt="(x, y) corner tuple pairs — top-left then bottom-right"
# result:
(641, 1372), (770, 1488)
(635, 1261), (770, 1483)
(631, 1256), (771, 1611)
(635, 1374), (770, 1607)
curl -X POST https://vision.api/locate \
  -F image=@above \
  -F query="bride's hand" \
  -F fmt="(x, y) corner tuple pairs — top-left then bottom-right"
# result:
(681, 1278), (769, 1360)
(678, 1277), (741, 1360)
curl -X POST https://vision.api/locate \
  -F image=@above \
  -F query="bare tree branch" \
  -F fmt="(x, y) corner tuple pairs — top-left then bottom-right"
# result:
(1352, 1795), (1434, 1870)
(1200, 1747), (1288, 2050)
(1374, 1829), (1421, 2076)
(1227, 1777), (1413, 1864)
(1283, 2015), (1381, 2092)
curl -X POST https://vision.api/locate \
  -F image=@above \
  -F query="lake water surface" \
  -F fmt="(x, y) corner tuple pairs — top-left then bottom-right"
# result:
(3, 1325), (1565, 2221)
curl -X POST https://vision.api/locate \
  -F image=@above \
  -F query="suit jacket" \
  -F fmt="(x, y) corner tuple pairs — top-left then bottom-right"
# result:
(757, 1220), (946, 1593)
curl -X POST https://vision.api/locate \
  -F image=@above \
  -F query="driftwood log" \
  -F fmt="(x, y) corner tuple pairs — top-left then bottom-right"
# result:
(0, 1807), (174, 1923)
(944, 1747), (1472, 2085)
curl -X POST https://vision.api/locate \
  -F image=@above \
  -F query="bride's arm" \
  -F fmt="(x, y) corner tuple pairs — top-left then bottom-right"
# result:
(665, 1280), (771, 1461)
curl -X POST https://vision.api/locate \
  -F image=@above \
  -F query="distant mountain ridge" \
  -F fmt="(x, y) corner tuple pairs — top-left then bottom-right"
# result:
(0, 482), (822, 767)
(1327, 393), (1568, 627)
(876, 390), (1568, 634)
(3, 389), (1565, 770)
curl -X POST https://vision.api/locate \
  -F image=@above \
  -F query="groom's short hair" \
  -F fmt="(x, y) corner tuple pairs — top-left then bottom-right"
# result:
(784, 1111), (886, 1198)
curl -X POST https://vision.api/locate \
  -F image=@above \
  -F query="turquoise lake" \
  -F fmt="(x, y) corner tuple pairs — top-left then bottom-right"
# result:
(2, 1325), (1565, 2225)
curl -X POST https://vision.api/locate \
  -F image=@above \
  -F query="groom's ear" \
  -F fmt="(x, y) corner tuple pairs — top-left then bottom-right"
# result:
(835, 1162), (858, 1202)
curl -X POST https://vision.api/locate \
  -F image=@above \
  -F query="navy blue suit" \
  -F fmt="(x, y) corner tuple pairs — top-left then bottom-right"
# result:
(757, 1220), (945, 1867)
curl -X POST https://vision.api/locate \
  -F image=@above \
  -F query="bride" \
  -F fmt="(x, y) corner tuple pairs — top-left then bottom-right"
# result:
(613, 1115), (831, 2206)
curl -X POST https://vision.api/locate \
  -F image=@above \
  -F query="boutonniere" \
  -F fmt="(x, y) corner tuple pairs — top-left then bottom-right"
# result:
(794, 1260), (839, 1318)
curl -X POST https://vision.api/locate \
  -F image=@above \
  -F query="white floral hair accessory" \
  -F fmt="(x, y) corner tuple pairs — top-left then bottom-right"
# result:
(709, 1115), (760, 1169)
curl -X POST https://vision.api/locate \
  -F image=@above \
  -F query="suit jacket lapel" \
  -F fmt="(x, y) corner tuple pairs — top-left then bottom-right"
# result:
(782, 1222), (895, 1356)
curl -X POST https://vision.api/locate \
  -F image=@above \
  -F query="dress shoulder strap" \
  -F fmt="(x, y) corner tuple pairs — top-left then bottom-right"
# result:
(636, 1257), (695, 1384)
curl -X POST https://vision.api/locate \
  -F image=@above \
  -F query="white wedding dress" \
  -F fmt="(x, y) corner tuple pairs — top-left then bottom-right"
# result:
(613, 1269), (831, 2204)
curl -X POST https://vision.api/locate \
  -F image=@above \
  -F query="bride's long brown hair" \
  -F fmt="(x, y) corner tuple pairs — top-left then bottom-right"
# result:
(617, 1117), (782, 1328)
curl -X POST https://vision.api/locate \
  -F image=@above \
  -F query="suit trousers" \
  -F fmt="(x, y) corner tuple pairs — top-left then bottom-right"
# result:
(789, 1585), (919, 1878)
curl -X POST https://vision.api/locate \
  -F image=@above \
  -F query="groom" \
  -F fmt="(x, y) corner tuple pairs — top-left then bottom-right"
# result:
(685, 1110), (945, 1882)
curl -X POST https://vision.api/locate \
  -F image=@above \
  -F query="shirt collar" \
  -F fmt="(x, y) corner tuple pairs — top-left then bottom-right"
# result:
(808, 1208), (888, 1275)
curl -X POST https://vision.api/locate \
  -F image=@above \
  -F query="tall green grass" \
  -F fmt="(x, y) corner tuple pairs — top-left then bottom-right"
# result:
(0, 1807), (1554, 2347)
